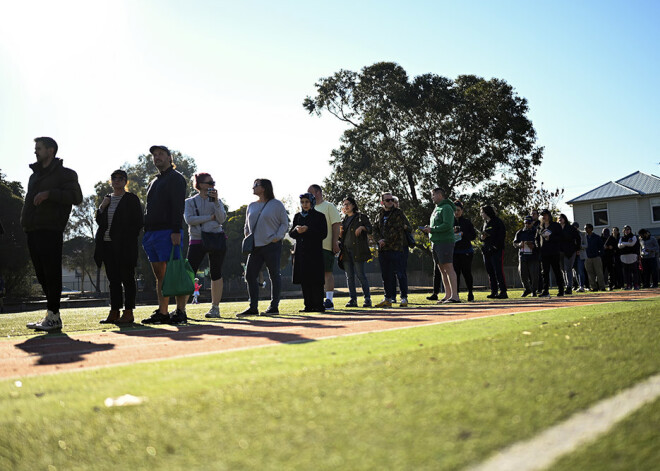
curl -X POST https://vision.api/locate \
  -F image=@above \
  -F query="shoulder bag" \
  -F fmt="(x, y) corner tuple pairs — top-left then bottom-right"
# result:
(242, 200), (270, 254)
(193, 198), (227, 252)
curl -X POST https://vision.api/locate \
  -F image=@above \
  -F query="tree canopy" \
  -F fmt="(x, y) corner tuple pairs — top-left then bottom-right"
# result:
(304, 62), (545, 226)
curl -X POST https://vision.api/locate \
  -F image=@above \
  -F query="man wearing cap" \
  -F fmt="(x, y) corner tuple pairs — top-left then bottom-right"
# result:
(141, 145), (189, 324)
(23, 137), (83, 331)
(513, 216), (540, 297)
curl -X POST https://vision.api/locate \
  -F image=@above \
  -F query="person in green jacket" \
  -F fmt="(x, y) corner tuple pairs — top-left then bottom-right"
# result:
(422, 188), (459, 303)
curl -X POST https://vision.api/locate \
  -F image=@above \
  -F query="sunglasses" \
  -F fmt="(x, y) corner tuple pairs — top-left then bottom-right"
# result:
(201, 180), (215, 185)
(384, 198), (395, 203)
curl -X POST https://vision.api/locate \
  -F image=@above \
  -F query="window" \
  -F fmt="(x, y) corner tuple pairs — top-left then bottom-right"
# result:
(651, 198), (660, 223)
(592, 202), (609, 227)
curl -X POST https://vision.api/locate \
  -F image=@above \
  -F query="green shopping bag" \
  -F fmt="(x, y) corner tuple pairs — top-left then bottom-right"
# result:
(161, 246), (195, 297)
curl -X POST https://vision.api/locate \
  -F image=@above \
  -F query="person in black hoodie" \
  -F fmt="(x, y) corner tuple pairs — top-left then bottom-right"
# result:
(93, 170), (144, 325)
(538, 209), (565, 297)
(558, 214), (580, 295)
(480, 205), (507, 299)
(513, 215), (540, 296)
(289, 193), (328, 312)
(22, 137), (83, 332)
(453, 201), (477, 301)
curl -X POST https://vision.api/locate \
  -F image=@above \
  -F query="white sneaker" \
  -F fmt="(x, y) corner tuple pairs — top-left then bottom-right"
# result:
(33, 310), (62, 332)
(27, 310), (53, 329)
(204, 305), (221, 318)
(400, 298), (409, 307)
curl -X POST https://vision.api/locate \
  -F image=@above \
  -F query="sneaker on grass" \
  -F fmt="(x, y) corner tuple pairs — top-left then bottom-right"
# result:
(32, 310), (62, 332)
(400, 298), (408, 307)
(170, 309), (188, 324)
(141, 310), (171, 325)
(374, 298), (392, 308)
(323, 299), (334, 310)
(204, 305), (220, 318)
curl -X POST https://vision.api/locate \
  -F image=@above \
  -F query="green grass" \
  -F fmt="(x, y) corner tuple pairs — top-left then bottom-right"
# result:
(0, 288), (621, 338)
(549, 397), (660, 471)
(0, 296), (658, 470)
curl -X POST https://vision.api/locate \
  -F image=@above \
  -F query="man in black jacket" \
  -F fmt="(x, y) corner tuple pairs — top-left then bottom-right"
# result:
(480, 205), (508, 299)
(538, 209), (565, 297)
(141, 145), (188, 325)
(22, 137), (83, 331)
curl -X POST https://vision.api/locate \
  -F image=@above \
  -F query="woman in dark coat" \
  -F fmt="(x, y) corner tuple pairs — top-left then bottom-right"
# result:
(93, 170), (143, 324)
(289, 193), (327, 312)
(339, 196), (373, 307)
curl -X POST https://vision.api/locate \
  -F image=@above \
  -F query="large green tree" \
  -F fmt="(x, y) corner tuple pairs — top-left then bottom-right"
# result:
(304, 62), (544, 227)
(0, 171), (31, 297)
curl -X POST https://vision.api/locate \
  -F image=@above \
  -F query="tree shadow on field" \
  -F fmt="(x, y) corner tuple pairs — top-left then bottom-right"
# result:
(15, 333), (115, 365)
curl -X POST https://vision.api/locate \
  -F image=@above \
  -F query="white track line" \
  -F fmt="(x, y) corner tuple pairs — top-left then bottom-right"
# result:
(466, 372), (660, 471)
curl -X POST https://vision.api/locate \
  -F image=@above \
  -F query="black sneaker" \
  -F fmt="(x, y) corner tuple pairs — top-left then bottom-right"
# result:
(141, 310), (171, 324)
(363, 299), (372, 308)
(426, 293), (439, 301)
(496, 292), (508, 299)
(170, 309), (188, 324)
(486, 293), (498, 299)
(521, 290), (531, 298)
(556, 291), (565, 297)
(467, 292), (475, 302)
(539, 291), (551, 298)
(262, 306), (279, 315)
(236, 307), (259, 318)
(345, 299), (358, 308)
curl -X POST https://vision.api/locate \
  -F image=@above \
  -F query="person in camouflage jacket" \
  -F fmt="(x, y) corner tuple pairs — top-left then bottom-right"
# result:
(372, 192), (412, 307)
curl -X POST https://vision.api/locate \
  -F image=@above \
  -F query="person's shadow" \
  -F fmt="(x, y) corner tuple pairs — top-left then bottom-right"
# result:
(15, 333), (115, 365)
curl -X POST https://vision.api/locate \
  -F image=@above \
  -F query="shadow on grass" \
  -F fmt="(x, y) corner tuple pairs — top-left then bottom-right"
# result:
(112, 322), (318, 345)
(15, 333), (115, 365)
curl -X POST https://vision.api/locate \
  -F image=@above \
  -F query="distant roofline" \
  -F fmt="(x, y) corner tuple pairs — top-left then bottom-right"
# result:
(567, 170), (660, 205)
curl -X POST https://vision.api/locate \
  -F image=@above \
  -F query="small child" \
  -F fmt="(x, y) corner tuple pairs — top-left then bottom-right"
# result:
(192, 278), (201, 304)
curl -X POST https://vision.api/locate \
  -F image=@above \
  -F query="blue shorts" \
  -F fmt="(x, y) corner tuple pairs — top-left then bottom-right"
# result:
(143, 229), (184, 263)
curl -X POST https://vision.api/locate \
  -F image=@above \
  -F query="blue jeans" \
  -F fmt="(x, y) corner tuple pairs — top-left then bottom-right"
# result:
(562, 253), (576, 290)
(344, 250), (371, 301)
(245, 241), (282, 309)
(576, 257), (586, 288)
(379, 250), (403, 300)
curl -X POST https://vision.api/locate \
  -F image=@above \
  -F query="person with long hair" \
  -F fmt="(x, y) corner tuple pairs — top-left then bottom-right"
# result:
(184, 172), (227, 318)
(453, 200), (476, 301)
(94, 170), (143, 324)
(339, 196), (373, 307)
(537, 209), (565, 297)
(639, 229), (659, 288)
(618, 225), (640, 290)
(237, 178), (289, 316)
(289, 193), (327, 312)
(480, 205), (507, 299)
(558, 213), (580, 295)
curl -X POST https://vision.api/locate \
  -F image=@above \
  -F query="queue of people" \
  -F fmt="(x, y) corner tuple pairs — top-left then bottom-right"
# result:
(19, 137), (658, 332)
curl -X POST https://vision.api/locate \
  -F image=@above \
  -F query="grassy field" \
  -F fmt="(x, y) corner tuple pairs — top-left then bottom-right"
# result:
(0, 294), (658, 470)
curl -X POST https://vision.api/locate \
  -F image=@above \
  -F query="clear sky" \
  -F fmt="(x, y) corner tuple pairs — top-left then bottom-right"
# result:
(1, 0), (658, 217)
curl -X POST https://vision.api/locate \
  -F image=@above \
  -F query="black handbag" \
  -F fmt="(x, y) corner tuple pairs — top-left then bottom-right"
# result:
(193, 198), (227, 252)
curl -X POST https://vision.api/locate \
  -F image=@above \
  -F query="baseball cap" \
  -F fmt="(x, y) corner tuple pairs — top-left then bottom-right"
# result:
(524, 216), (533, 223)
(149, 145), (171, 156)
(540, 209), (551, 216)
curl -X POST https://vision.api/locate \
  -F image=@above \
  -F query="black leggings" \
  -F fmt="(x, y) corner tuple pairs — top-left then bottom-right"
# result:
(187, 243), (226, 280)
(453, 252), (474, 294)
(541, 252), (564, 292)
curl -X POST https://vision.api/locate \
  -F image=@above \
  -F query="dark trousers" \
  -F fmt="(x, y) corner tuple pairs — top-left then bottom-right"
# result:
(102, 242), (136, 310)
(245, 241), (282, 309)
(483, 249), (507, 294)
(541, 252), (564, 293)
(301, 279), (324, 311)
(641, 258), (658, 287)
(395, 249), (409, 298)
(622, 261), (640, 288)
(379, 250), (402, 300)
(602, 254), (614, 288)
(432, 263), (443, 294)
(27, 230), (63, 312)
(453, 252), (474, 294)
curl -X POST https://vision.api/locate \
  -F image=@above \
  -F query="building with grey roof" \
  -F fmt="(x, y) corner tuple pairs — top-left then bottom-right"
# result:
(567, 171), (660, 237)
